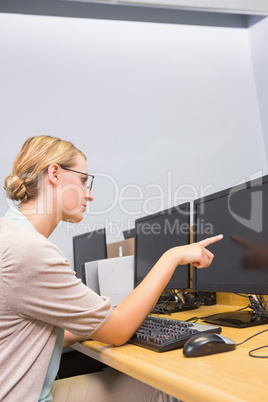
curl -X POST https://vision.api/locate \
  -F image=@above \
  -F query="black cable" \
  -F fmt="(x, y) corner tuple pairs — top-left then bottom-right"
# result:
(153, 288), (199, 315)
(234, 293), (249, 298)
(236, 328), (268, 346)
(185, 316), (199, 323)
(236, 328), (268, 358)
(236, 305), (250, 312)
(249, 345), (268, 358)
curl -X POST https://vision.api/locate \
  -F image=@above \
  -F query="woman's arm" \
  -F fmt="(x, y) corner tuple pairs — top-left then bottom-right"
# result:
(91, 235), (223, 346)
(64, 235), (223, 348)
(63, 331), (89, 348)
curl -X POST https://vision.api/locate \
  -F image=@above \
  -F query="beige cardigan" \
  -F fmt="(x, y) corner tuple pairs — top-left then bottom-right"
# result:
(0, 218), (111, 402)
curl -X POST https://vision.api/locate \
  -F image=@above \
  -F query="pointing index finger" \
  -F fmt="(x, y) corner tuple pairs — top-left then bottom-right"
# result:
(198, 234), (223, 248)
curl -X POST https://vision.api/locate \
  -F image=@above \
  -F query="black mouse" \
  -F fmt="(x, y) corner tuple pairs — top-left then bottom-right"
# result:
(183, 333), (236, 357)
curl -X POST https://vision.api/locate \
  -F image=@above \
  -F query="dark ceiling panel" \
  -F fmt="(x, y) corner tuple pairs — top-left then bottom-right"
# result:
(0, 0), (248, 28)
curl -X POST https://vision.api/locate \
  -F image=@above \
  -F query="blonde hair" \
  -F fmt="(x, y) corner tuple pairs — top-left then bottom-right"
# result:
(4, 135), (86, 204)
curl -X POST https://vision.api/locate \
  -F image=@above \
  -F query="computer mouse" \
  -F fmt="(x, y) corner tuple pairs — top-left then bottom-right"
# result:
(183, 333), (236, 357)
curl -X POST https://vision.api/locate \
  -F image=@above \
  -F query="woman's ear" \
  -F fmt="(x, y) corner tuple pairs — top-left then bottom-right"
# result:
(47, 164), (61, 186)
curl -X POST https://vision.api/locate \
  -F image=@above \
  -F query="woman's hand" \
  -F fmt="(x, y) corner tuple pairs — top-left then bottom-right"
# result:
(165, 234), (223, 269)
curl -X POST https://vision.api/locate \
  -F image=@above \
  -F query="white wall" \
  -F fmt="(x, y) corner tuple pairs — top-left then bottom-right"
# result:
(0, 13), (266, 267)
(248, 16), (268, 161)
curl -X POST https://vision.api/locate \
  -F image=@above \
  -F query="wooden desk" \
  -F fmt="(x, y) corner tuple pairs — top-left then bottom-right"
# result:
(72, 305), (268, 401)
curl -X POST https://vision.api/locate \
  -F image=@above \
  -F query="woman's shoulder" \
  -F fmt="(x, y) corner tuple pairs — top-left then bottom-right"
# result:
(1, 216), (47, 243)
(0, 217), (67, 263)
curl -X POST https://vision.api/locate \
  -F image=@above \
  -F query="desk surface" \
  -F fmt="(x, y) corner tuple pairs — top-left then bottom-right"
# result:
(72, 304), (268, 402)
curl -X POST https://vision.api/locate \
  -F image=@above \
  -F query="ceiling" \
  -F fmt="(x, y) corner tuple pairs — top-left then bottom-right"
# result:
(0, 0), (266, 28)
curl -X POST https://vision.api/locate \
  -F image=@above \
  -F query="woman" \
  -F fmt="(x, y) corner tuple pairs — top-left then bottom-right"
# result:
(0, 135), (222, 402)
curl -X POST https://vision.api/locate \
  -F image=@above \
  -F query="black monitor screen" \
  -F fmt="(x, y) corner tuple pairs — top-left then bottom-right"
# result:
(193, 175), (268, 295)
(73, 228), (107, 282)
(135, 203), (190, 289)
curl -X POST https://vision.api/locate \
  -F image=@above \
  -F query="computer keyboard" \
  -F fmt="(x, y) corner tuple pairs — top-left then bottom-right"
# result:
(128, 315), (222, 352)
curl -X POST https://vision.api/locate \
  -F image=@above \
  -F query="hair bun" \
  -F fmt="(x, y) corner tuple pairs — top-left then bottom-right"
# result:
(4, 135), (85, 205)
(4, 174), (28, 202)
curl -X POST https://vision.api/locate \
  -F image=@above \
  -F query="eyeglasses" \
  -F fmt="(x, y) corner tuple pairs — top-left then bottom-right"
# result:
(61, 167), (94, 191)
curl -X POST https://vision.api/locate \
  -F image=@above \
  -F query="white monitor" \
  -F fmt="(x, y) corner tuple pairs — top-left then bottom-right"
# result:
(98, 256), (134, 308)
(82, 258), (106, 294)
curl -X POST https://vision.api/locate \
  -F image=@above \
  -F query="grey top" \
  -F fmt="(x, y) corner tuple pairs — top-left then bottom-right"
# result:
(0, 216), (111, 402)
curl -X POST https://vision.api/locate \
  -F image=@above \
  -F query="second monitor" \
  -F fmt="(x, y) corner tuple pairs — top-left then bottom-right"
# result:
(135, 203), (191, 290)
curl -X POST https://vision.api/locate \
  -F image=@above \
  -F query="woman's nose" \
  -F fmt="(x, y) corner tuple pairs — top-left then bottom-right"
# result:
(85, 188), (94, 202)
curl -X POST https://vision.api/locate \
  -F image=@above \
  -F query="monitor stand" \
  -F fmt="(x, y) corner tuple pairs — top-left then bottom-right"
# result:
(152, 289), (199, 315)
(202, 294), (268, 328)
(152, 301), (198, 315)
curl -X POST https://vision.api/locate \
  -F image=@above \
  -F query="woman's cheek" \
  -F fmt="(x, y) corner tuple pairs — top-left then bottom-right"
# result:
(61, 188), (81, 213)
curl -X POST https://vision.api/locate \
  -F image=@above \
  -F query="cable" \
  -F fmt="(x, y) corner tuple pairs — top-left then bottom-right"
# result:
(185, 316), (199, 323)
(236, 328), (268, 346)
(236, 328), (268, 358)
(234, 293), (249, 298)
(249, 345), (268, 358)
(236, 306), (250, 312)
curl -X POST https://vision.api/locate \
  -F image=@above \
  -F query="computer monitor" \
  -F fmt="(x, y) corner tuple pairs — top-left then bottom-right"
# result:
(73, 228), (107, 282)
(135, 203), (190, 290)
(123, 228), (136, 239)
(193, 174), (268, 327)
